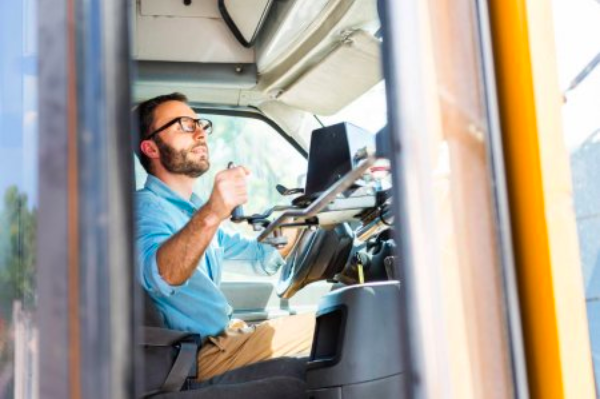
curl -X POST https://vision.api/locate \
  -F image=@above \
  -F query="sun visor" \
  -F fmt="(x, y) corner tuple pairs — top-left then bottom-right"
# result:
(278, 31), (382, 116)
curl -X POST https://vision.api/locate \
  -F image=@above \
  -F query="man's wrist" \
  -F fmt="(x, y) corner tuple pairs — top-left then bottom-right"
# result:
(200, 200), (226, 227)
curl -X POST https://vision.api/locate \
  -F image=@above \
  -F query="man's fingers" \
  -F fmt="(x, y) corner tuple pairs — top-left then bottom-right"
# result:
(211, 165), (250, 215)
(229, 166), (250, 177)
(219, 166), (250, 181)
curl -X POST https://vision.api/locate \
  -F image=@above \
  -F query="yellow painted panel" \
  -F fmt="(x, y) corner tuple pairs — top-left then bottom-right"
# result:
(488, 0), (595, 397)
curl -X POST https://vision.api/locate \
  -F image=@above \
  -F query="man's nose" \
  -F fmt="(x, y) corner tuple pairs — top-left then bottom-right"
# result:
(193, 125), (207, 140)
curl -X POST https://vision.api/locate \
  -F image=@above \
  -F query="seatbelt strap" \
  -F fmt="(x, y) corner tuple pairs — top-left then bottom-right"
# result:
(143, 326), (197, 347)
(141, 327), (201, 394)
(161, 341), (198, 392)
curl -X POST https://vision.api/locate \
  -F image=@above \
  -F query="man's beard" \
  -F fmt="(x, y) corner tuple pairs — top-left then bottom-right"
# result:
(155, 136), (210, 178)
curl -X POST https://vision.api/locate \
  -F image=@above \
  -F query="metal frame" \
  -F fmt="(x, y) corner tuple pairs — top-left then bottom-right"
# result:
(38, 0), (71, 395)
(380, 0), (530, 396)
(191, 105), (309, 157)
(136, 61), (258, 89)
(102, 0), (136, 396)
(256, 155), (376, 242)
(37, 0), (135, 397)
(380, 0), (438, 396)
(475, 0), (529, 396)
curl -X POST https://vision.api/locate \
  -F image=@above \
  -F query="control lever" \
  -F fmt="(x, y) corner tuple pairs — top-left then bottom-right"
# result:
(275, 184), (304, 196)
(228, 162), (245, 223)
(225, 162), (289, 249)
(262, 228), (288, 249)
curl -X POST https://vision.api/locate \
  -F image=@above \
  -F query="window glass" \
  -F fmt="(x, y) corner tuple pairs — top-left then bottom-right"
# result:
(135, 114), (308, 281)
(192, 114), (307, 220)
(0, 0), (39, 397)
(317, 80), (387, 135)
(552, 0), (600, 387)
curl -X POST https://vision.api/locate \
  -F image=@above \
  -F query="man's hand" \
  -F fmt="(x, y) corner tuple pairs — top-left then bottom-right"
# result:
(206, 166), (250, 221)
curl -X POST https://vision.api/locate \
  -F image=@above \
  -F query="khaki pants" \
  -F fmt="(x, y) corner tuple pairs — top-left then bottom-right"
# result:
(196, 313), (316, 381)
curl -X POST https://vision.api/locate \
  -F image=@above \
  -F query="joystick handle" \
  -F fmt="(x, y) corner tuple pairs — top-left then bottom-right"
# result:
(228, 162), (245, 223)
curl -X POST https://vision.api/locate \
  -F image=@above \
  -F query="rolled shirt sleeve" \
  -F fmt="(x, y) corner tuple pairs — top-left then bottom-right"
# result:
(136, 197), (189, 297)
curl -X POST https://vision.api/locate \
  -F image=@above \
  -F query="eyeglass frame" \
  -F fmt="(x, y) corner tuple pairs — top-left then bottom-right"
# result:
(145, 116), (213, 141)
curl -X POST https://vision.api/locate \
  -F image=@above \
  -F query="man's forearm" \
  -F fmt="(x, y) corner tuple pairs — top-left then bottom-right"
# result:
(156, 204), (222, 286)
(155, 165), (250, 285)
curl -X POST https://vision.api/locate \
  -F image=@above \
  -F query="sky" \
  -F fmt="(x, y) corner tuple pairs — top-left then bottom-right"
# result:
(0, 0), (38, 209)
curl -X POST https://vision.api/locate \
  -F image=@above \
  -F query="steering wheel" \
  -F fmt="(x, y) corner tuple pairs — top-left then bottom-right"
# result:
(276, 223), (354, 299)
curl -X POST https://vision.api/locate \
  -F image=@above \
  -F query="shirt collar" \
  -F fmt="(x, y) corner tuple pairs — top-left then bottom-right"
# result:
(145, 174), (204, 212)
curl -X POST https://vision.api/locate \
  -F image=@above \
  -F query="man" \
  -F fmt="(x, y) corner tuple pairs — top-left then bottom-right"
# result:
(135, 93), (314, 381)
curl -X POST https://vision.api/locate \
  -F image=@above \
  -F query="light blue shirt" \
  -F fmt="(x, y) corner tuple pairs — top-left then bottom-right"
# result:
(136, 175), (284, 337)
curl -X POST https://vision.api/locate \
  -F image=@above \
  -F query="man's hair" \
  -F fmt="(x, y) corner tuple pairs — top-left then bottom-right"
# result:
(134, 92), (188, 174)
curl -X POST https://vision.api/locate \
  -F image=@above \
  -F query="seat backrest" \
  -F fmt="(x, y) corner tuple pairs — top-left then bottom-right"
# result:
(138, 287), (307, 398)
(140, 288), (200, 397)
(143, 289), (167, 327)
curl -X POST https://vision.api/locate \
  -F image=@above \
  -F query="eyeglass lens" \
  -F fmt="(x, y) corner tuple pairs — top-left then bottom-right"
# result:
(181, 117), (211, 134)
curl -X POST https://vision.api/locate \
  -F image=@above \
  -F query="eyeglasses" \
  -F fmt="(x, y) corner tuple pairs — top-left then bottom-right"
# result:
(146, 116), (213, 140)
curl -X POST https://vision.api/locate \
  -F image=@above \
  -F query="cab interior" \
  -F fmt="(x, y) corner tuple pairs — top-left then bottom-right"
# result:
(4, 0), (599, 397)
(133, 0), (404, 397)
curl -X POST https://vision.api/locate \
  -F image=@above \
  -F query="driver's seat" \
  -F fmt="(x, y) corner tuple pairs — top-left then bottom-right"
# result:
(140, 289), (307, 398)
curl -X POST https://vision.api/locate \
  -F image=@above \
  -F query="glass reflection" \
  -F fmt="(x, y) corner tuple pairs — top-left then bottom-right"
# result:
(0, 0), (39, 397)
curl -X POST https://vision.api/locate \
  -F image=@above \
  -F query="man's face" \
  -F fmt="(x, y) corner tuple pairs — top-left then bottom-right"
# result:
(150, 101), (210, 178)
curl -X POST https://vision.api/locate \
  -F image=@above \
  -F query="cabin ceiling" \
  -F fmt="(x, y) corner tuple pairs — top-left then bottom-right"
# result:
(133, 0), (382, 114)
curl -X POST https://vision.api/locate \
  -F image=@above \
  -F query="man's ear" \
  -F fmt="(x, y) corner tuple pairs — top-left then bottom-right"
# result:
(140, 140), (160, 160)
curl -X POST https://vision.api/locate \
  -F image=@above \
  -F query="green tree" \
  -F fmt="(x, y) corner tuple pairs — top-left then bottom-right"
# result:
(0, 186), (37, 316)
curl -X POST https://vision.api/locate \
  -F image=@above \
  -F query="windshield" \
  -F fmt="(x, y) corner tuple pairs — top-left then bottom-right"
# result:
(317, 80), (387, 134)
